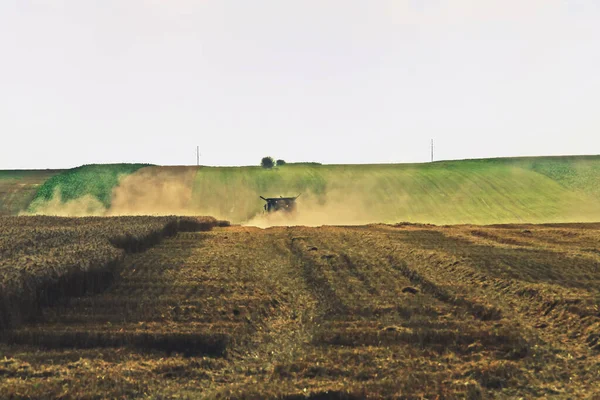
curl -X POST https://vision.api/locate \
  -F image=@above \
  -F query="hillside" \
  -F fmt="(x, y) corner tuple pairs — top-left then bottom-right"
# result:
(190, 157), (600, 225)
(0, 170), (62, 216)
(3, 156), (600, 225)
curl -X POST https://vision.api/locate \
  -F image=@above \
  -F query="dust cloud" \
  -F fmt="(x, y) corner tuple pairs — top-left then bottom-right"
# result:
(24, 170), (396, 226)
(23, 188), (106, 217)
(107, 166), (198, 216)
(244, 188), (397, 228)
(24, 166), (202, 218)
(23, 167), (413, 225)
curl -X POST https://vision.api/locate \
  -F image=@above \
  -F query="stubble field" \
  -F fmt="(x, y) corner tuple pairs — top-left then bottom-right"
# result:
(1, 218), (600, 399)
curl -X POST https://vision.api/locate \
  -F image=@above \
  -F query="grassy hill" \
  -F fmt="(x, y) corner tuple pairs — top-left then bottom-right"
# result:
(189, 157), (600, 224)
(3, 156), (600, 224)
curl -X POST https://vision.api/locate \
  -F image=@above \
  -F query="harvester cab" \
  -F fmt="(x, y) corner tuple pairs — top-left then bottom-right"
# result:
(260, 194), (300, 213)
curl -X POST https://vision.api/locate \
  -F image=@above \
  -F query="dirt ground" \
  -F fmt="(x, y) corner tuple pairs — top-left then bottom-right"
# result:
(1, 223), (600, 399)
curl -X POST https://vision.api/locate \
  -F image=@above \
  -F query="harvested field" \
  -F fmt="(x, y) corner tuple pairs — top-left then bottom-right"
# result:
(1, 220), (600, 398)
(0, 216), (221, 330)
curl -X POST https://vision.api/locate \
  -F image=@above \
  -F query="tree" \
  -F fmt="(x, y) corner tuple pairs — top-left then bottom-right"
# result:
(261, 156), (275, 169)
(276, 159), (286, 166)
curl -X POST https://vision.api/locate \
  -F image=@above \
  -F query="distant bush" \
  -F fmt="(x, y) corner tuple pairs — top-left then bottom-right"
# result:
(261, 157), (275, 169)
(276, 159), (286, 166)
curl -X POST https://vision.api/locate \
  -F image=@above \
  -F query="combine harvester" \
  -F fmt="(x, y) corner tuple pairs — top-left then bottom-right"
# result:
(260, 194), (301, 214)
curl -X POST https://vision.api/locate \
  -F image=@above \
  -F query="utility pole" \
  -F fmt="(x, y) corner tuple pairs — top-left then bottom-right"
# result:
(196, 146), (200, 166)
(431, 139), (434, 162)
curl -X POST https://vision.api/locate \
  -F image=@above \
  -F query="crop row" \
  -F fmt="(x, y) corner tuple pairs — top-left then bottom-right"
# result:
(0, 215), (224, 329)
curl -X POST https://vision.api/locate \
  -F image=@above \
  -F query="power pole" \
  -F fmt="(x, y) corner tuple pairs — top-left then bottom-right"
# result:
(196, 146), (199, 166)
(431, 139), (434, 162)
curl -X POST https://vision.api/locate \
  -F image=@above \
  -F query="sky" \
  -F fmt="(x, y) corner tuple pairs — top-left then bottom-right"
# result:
(1, 0), (599, 169)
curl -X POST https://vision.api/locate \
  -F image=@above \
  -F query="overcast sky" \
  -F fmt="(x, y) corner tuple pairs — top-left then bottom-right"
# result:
(1, 1), (599, 169)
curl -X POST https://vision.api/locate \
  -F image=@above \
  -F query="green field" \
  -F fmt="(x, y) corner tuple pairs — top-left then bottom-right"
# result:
(3, 156), (600, 224)
(190, 157), (600, 224)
